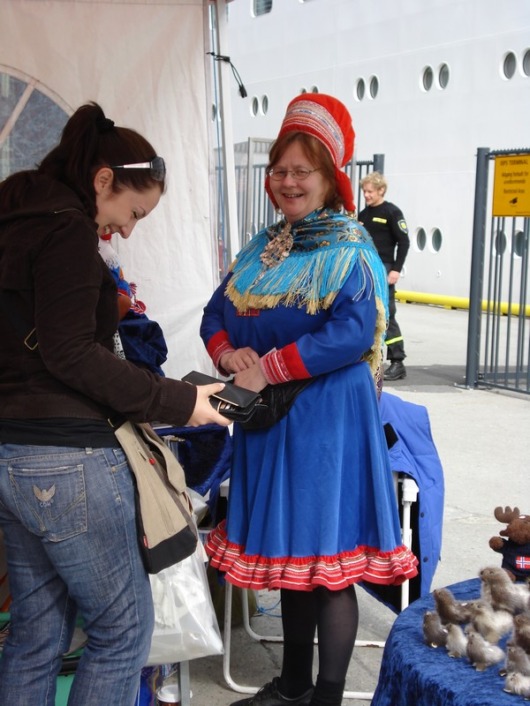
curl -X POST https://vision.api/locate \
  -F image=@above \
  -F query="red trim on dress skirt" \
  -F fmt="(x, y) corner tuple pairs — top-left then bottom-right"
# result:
(205, 521), (419, 592)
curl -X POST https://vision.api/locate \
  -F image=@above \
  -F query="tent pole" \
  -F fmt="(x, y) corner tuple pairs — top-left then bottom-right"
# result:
(212, 0), (240, 263)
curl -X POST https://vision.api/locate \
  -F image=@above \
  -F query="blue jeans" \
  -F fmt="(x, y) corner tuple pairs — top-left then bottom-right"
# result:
(0, 443), (154, 706)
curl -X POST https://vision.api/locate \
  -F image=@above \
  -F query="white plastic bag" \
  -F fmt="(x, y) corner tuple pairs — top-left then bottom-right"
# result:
(147, 542), (224, 665)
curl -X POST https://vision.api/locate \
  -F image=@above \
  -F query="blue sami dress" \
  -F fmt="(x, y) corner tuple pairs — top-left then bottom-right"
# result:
(201, 208), (418, 592)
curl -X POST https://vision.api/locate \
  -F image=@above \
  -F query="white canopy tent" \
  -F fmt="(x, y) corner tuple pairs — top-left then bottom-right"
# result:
(0, 0), (238, 379)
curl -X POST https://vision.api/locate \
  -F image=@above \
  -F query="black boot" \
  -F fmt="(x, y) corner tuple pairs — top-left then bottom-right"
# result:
(384, 360), (406, 381)
(309, 676), (345, 706)
(230, 678), (314, 706)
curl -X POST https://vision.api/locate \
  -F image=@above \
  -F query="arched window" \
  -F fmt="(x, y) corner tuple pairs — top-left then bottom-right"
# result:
(0, 70), (69, 179)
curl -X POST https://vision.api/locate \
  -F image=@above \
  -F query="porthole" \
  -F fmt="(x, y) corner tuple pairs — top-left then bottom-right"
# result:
(513, 230), (527, 257)
(355, 78), (366, 101)
(261, 95), (269, 115)
(416, 227), (427, 251)
(422, 66), (433, 91)
(369, 75), (379, 99)
(438, 63), (450, 89)
(253, 0), (272, 17)
(310, 85), (319, 94)
(251, 96), (259, 116)
(495, 230), (507, 255)
(502, 52), (517, 79)
(300, 87), (307, 94)
(431, 227), (443, 253)
(522, 49), (530, 77)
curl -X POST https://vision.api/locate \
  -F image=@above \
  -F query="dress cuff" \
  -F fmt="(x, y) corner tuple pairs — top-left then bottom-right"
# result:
(206, 331), (236, 373)
(260, 349), (293, 384)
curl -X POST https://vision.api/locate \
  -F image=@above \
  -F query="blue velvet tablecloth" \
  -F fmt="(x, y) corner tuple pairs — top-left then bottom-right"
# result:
(371, 578), (519, 706)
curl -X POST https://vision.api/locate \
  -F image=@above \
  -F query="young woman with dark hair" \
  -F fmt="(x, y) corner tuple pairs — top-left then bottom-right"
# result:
(0, 101), (229, 706)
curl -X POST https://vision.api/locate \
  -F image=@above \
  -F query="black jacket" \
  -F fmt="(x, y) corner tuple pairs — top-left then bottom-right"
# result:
(0, 174), (196, 425)
(358, 201), (410, 272)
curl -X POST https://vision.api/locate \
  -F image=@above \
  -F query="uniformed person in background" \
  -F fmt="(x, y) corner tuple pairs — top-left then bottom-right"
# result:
(359, 172), (410, 381)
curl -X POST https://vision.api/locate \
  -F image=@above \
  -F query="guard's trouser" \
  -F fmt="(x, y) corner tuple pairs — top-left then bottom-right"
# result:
(384, 263), (406, 361)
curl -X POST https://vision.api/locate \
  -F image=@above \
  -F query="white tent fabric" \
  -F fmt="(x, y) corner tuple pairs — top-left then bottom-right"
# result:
(0, 0), (221, 379)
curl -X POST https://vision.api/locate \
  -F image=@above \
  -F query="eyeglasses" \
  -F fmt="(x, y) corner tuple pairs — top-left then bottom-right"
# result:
(266, 167), (320, 181)
(111, 156), (166, 182)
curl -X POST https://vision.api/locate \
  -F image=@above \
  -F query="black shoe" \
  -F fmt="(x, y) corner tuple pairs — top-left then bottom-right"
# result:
(230, 678), (314, 706)
(384, 361), (406, 381)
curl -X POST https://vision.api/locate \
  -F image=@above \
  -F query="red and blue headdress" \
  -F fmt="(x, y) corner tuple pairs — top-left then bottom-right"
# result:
(265, 93), (356, 213)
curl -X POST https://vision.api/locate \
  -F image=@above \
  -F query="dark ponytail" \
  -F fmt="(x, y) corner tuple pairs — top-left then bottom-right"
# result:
(38, 103), (165, 218)
(0, 102), (165, 218)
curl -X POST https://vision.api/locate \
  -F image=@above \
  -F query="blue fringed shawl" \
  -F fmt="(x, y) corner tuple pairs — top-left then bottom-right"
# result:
(226, 207), (389, 379)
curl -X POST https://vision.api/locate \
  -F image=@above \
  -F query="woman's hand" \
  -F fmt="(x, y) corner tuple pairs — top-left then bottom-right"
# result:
(387, 270), (400, 285)
(220, 347), (260, 373)
(234, 362), (268, 393)
(187, 383), (231, 427)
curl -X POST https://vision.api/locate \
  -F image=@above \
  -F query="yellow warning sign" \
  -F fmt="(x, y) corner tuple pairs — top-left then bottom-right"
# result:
(492, 154), (530, 217)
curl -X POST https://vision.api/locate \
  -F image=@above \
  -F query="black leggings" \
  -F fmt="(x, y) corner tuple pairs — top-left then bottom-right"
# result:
(279, 585), (359, 696)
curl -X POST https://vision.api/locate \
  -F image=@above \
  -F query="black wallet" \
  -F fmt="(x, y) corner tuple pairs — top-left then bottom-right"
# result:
(182, 371), (261, 423)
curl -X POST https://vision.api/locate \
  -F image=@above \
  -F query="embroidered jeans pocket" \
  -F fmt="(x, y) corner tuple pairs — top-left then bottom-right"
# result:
(8, 456), (88, 542)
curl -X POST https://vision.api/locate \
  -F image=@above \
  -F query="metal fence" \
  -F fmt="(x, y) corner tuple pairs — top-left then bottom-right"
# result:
(216, 141), (384, 276)
(345, 153), (385, 216)
(466, 147), (530, 394)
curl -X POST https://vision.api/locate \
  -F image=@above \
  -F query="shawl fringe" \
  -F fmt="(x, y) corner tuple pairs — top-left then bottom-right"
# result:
(225, 209), (389, 380)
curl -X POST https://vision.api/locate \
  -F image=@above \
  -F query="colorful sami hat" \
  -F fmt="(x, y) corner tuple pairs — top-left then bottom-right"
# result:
(265, 93), (356, 212)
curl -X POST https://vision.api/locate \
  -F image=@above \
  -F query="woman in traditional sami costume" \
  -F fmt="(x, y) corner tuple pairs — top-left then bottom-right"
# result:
(200, 94), (418, 706)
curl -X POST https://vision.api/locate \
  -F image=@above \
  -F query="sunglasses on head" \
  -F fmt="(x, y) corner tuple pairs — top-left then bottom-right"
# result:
(111, 156), (166, 182)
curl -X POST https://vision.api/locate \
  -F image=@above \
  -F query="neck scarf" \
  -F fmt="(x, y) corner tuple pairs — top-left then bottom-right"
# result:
(226, 208), (389, 382)
(227, 208), (387, 314)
